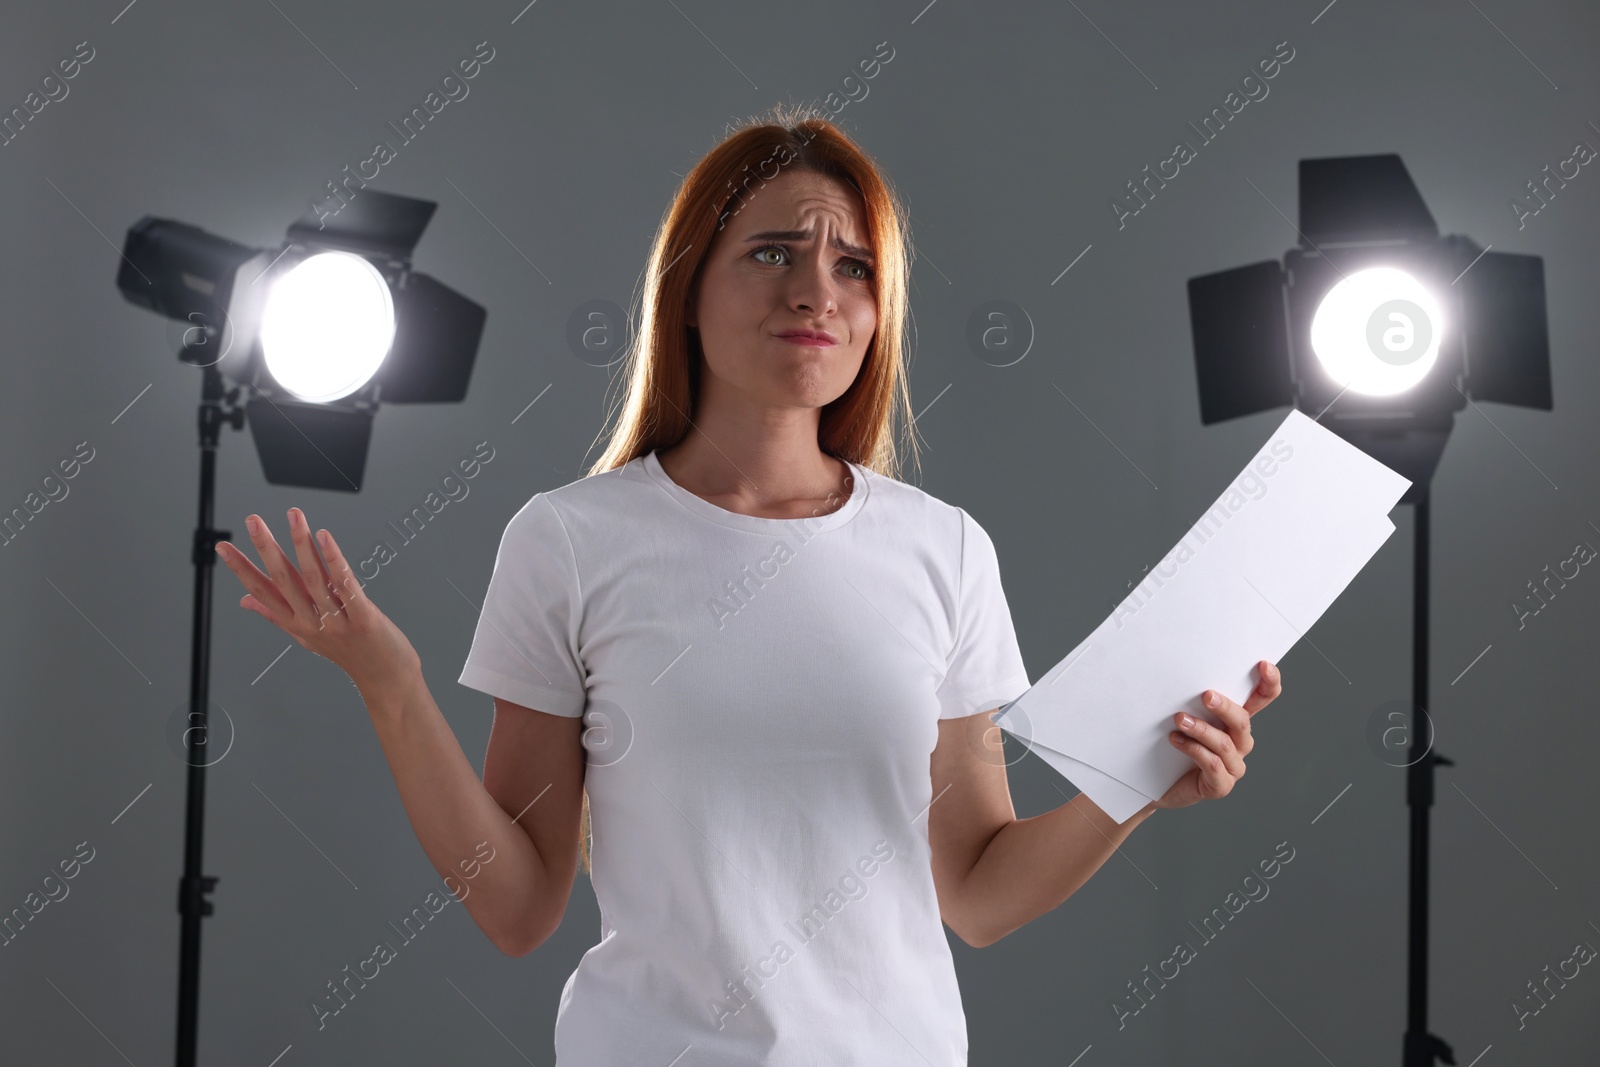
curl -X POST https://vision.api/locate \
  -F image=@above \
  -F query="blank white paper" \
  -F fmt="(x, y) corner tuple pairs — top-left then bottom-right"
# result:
(995, 409), (1411, 823)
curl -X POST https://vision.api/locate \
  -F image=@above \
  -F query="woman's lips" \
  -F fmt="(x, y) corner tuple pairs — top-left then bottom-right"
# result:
(775, 334), (837, 347)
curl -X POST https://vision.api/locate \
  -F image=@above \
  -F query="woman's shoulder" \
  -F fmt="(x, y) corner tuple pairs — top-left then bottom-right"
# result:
(545, 457), (647, 504)
(502, 457), (649, 532)
(862, 464), (967, 516)
(855, 465), (977, 543)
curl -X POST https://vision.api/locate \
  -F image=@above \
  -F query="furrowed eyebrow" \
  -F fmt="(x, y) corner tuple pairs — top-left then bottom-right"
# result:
(743, 229), (876, 265)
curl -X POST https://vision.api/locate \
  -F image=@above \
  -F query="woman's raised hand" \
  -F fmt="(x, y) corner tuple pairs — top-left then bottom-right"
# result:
(215, 507), (421, 697)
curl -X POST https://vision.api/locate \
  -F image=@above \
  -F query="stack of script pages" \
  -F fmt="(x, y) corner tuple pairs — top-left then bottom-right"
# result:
(995, 408), (1412, 822)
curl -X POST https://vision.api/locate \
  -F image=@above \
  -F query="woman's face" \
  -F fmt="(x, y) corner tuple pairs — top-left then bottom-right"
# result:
(686, 168), (878, 414)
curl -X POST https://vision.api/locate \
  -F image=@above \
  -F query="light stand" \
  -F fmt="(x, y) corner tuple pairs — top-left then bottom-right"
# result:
(1404, 485), (1456, 1067)
(174, 357), (244, 1066)
(115, 188), (486, 1065)
(1186, 154), (1551, 1067)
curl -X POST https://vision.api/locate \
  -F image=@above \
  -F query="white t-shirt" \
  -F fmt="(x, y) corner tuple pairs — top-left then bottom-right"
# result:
(457, 448), (1031, 1066)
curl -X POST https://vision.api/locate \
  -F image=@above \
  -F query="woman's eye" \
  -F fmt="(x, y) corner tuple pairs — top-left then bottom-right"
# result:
(753, 244), (873, 281)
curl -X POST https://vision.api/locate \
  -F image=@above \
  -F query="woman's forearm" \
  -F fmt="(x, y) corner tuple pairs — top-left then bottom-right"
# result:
(961, 793), (1157, 948)
(358, 667), (559, 955)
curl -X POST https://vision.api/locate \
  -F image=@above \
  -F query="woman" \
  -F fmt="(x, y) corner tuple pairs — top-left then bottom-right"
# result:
(215, 103), (1282, 1065)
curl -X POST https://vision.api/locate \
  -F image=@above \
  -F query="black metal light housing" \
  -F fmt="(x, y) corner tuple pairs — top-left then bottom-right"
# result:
(116, 188), (487, 491)
(1187, 154), (1551, 501)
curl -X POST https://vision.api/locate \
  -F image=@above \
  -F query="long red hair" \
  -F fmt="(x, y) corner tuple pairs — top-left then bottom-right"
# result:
(584, 101), (921, 480)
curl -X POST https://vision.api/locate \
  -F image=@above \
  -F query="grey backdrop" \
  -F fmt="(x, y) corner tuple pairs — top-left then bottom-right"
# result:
(2, 0), (1597, 1063)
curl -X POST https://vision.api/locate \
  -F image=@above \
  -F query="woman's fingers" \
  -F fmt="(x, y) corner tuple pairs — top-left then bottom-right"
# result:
(312, 526), (370, 614)
(1173, 707), (1247, 777)
(1242, 660), (1282, 714)
(243, 513), (318, 619)
(1160, 675), (1276, 808)
(1169, 729), (1239, 797)
(212, 514), (418, 687)
(217, 515), (368, 641)
(1199, 689), (1254, 758)
(215, 539), (294, 625)
(286, 507), (342, 622)
(238, 591), (295, 633)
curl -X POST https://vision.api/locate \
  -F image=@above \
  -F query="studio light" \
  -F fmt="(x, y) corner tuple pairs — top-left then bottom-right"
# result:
(1187, 153), (1550, 501)
(116, 188), (486, 491)
(1186, 153), (1553, 1067)
(112, 187), (486, 1067)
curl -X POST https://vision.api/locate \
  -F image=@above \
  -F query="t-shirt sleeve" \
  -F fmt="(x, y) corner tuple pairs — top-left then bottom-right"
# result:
(457, 493), (588, 717)
(935, 507), (1032, 719)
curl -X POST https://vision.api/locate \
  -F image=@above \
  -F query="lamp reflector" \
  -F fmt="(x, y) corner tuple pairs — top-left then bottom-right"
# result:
(261, 252), (395, 403)
(1309, 266), (1444, 397)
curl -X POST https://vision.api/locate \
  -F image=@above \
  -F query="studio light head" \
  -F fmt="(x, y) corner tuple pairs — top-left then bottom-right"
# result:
(116, 189), (486, 491)
(1187, 154), (1551, 500)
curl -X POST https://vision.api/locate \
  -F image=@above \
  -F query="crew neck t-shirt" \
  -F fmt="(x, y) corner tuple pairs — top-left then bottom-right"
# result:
(457, 448), (1032, 1066)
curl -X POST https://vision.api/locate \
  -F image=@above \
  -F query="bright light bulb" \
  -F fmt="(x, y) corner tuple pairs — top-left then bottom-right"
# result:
(1309, 266), (1444, 397)
(260, 252), (395, 403)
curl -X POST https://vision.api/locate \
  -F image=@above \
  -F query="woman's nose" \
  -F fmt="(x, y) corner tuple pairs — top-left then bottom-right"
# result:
(786, 254), (837, 313)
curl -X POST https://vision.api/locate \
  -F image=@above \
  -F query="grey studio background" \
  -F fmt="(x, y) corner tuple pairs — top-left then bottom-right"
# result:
(2, 0), (1597, 1064)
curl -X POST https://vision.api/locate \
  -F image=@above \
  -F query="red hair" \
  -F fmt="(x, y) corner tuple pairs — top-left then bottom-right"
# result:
(584, 101), (922, 481)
